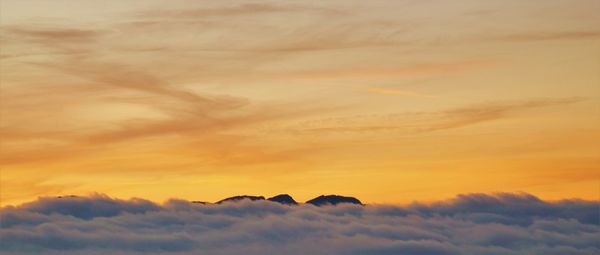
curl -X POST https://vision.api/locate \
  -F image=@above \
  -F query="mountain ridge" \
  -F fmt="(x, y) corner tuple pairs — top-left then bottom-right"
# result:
(217, 194), (362, 206)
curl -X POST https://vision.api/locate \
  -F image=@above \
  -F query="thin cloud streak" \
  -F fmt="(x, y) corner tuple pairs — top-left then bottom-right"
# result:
(363, 86), (437, 98)
(141, 3), (344, 19)
(286, 97), (586, 134)
(274, 61), (491, 80)
(5, 27), (103, 42)
(421, 97), (586, 132)
(495, 31), (600, 42)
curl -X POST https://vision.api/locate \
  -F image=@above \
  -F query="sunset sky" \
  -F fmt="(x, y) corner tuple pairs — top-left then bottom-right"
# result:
(1, 0), (599, 206)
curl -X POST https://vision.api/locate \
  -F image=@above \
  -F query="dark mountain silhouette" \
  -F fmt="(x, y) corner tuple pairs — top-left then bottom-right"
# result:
(267, 194), (298, 205)
(216, 195), (265, 204)
(306, 195), (363, 206)
(213, 194), (363, 206)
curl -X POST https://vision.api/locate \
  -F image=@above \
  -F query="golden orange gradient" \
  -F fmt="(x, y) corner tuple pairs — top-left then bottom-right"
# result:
(1, 0), (599, 206)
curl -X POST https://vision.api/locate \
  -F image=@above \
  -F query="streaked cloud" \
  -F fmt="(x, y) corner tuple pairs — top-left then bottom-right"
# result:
(285, 97), (585, 134)
(422, 97), (586, 132)
(5, 27), (103, 42)
(363, 86), (437, 98)
(141, 3), (343, 19)
(274, 61), (491, 80)
(496, 31), (600, 42)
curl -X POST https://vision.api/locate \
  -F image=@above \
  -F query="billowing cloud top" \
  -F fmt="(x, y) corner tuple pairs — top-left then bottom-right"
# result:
(1, 193), (598, 255)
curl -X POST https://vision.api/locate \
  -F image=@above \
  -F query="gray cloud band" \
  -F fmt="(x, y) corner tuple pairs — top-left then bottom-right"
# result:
(1, 193), (598, 255)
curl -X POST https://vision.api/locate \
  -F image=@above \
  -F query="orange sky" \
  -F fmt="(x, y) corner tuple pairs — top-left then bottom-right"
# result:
(1, 0), (599, 206)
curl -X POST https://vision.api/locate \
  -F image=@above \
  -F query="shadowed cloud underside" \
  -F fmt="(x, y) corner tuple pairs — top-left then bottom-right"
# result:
(0, 192), (598, 255)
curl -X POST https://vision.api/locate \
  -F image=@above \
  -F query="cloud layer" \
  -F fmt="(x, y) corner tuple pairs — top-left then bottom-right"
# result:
(1, 193), (598, 255)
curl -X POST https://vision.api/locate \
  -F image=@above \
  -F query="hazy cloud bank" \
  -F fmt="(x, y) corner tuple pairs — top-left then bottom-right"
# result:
(1, 193), (598, 255)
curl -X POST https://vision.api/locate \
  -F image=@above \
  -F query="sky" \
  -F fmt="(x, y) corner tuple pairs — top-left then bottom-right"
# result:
(1, 0), (599, 206)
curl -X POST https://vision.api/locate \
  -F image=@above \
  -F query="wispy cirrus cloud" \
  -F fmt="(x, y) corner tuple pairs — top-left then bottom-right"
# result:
(274, 61), (491, 80)
(1, 25), (106, 58)
(421, 97), (586, 132)
(495, 30), (600, 42)
(363, 86), (437, 98)
(141, 3), (343, 19)
(5, 27), (103, 42)
(285, 97), (586, 134)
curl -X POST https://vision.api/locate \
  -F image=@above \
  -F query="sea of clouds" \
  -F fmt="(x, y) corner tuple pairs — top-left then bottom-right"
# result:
(0, 193), (598, 255)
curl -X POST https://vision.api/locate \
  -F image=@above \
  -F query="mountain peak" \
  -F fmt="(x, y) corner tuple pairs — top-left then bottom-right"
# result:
(216, 195), (265, 204)
(267, 194), (298, 205)
(306, 195), (363, 206)
(214, 194), (362, 206)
